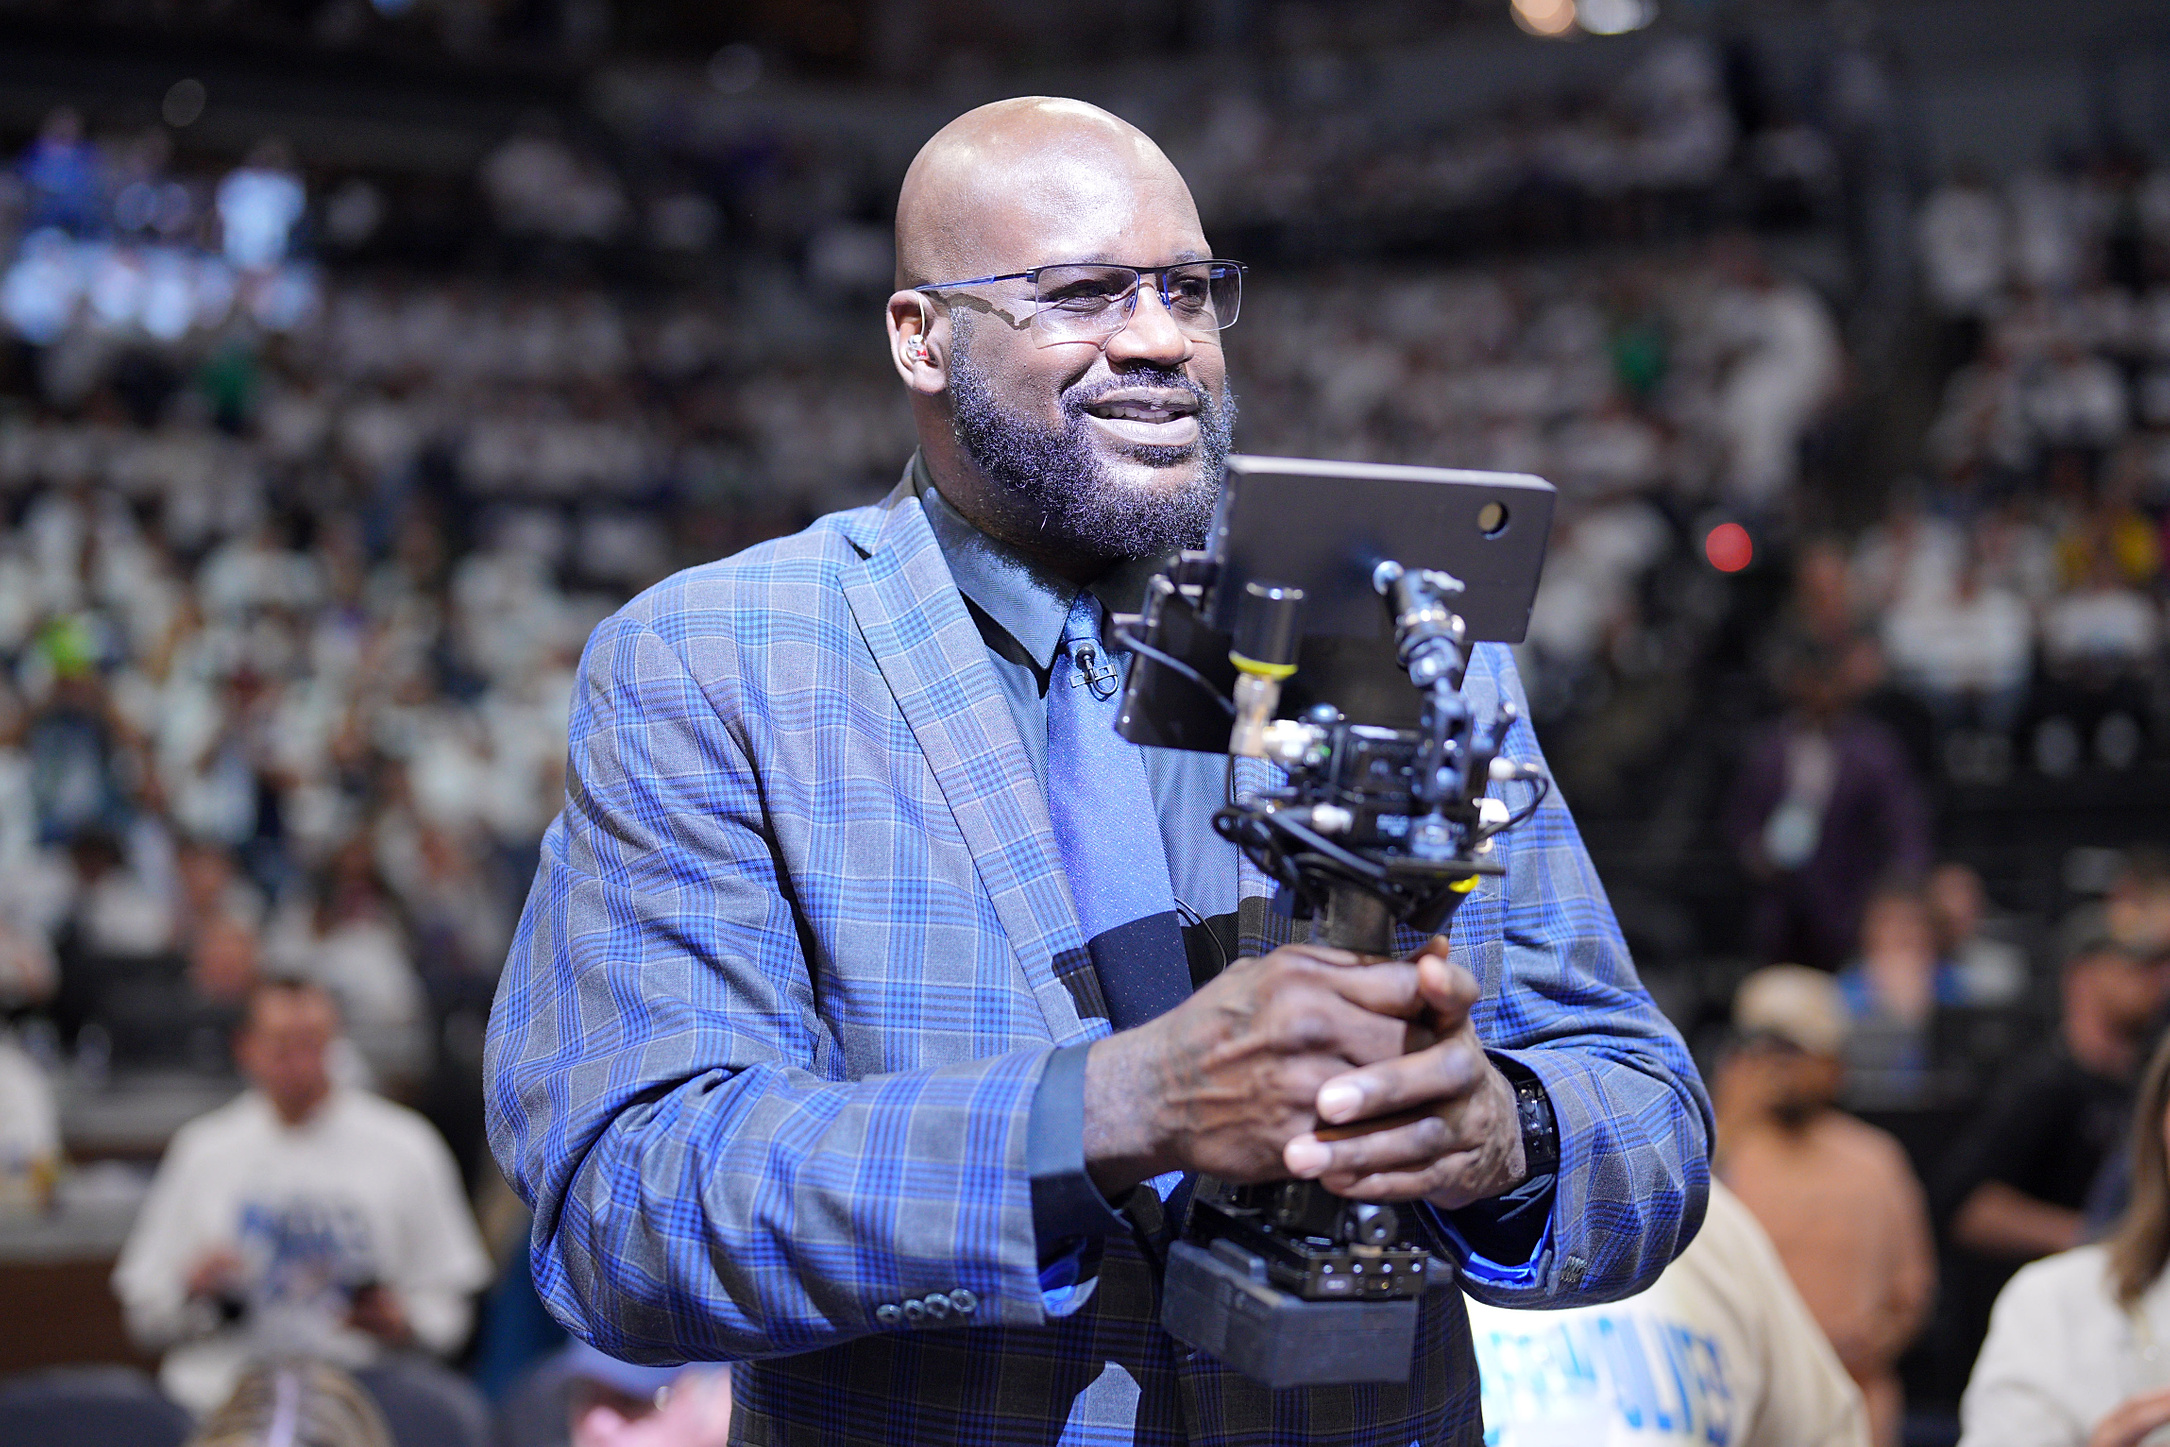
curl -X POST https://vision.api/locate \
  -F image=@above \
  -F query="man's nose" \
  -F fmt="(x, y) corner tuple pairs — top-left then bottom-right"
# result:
(1103, 283), (1194, 368)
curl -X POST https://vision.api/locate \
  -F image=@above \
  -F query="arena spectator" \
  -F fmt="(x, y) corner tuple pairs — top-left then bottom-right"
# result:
(1938, 916), (2169, 1266)
(1726, 641), (1932, 972)
(262, 842), (427, 1088)
(1467, 1179), (1868, 1446)
(215, 142), (306, 273)
(17, 108), (102, 237)
(1928, 861), (2030, 1008)
(1708, 236), (1844, 509)
(0, 1018), (59, 1211)
(1880, 548), (2033, 740)
(1839, 881), (1968, 1108)
(1959, 1031), (2170, 1447)
(111, 978), (490, 1415)
(2107, 850), (2170, 958)
(1716, 965), (1935, 1447)
(1918, 174), (2009, 321)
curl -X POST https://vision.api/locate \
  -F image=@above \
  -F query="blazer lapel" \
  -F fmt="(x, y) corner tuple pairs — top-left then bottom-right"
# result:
(839, 494), (1110, 1047)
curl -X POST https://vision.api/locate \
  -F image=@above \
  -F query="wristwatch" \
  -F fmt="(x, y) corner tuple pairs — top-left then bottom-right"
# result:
(1511, 1073), (1560, 1178)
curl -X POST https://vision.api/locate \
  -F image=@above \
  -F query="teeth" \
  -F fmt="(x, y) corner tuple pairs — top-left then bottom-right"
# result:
(1092, 401), (1189, 421)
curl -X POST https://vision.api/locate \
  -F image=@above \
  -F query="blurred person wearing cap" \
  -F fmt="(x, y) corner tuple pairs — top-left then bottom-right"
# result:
(1716, 966), (1935, 1447)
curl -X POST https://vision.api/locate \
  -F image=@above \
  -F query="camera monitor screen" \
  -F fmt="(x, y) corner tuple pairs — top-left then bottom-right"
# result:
(1118, 456), (1556, 750)
(1205, 455), (1555, 644)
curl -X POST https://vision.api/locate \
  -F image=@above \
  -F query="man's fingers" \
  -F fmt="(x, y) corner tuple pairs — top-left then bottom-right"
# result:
(1286, 956), (1426, 1020)
(1284, 1111), (1463, 1181)
(1321, 1164), (1466, 1201)
(1314, 1035), (1487, 1126)
(1416, 951), (1480, 1027)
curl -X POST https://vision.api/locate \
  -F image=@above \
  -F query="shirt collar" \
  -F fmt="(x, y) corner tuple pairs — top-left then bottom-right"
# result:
(911, 451), (1169, 672)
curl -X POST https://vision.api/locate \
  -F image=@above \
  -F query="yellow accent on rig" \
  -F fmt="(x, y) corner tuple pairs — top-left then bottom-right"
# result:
(1228, 653), (1299, 680)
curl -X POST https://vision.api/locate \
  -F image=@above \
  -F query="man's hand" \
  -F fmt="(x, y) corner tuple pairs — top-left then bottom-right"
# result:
(1082, 943), (1427, 1194)
(185, 1248), (246, 1302)
(347, 1283), (413, 1346)
(1278, 938), (1528, 1210)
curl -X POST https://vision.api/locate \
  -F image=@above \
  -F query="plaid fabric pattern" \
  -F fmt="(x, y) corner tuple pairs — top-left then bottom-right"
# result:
(485, 487), (1712, 1446)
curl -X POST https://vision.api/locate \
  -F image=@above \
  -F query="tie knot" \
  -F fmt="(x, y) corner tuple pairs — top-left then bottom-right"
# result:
(1058, 592), (1121, 700)
(1061, 591), (1102, 652)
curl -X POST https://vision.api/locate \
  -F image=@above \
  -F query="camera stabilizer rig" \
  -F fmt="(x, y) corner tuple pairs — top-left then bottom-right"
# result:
(1115, 557), (1550, 1389)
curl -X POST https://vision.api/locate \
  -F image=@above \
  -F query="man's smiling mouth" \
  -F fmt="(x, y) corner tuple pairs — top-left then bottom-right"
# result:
(1080, 388), (1203, 445)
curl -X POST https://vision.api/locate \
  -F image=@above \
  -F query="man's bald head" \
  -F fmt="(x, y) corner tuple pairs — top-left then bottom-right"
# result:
(895, 98), (1200, 289)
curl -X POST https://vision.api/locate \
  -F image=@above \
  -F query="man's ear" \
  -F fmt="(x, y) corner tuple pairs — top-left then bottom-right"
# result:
(885, 292), (946, 395)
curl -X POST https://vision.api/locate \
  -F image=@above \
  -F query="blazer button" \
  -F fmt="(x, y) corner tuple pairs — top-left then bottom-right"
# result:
(902, 1299), (926, 1324)
(948, 1288), (979, 1315)
(921, 1293), (950, 1321)
(875, 1304), (901, 1326)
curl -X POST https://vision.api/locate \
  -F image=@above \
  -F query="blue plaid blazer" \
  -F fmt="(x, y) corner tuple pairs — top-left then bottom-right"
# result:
(485, 485), (1711, 1447)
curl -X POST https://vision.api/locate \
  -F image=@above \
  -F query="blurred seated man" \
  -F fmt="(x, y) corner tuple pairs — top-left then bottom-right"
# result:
(2107, 848), (2170, 960)
(1838, 879), (2007, 1108)
(1937, 916), (2169, 1264)
(1716, 966), (1935, 1447)
(113, 978), (491, 1415)
(1468, 1179), (1869, 1447)
(1837, 882), (1942, 1106)
(1928, 861), (2029, 1008)
(1935, 915), (2170, 1266)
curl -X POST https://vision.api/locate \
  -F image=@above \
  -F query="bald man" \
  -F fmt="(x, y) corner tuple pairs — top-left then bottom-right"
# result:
(488, 99), (1710, 1447)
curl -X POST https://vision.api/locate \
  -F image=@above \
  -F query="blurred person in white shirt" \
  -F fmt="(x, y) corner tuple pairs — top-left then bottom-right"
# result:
(1962, 1031), (2170, 1447)
(216, 141), (306, 272)
(1468, 1181), (1869, 1447)
(2043, 555), (2163, 676)
(1919, 177), (2009, 320)
(1880, 549), (2033, 735)
(113, 977), (489, 1416)
(1711, 238), (1844, 509)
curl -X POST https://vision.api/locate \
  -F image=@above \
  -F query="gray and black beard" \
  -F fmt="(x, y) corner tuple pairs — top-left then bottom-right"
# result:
(946, 324), (1235, 563)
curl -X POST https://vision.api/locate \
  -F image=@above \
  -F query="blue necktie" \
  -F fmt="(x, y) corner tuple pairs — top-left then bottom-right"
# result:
(1045, 591), (1192, 1031)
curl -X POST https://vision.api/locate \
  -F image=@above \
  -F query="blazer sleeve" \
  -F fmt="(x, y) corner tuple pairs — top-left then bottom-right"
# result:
(484, 607), (1053, 1364)
(1443, 644), (1713, 1309)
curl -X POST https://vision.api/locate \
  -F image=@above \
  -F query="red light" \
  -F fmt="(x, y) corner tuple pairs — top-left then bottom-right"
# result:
(1705, 523), (1753, 573)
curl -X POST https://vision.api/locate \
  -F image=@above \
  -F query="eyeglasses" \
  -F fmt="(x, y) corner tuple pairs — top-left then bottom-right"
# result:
(914, 259), (1246, 348)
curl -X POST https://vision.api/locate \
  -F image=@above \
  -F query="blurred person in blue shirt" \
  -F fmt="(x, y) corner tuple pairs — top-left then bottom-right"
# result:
(19, 107), (103, 236)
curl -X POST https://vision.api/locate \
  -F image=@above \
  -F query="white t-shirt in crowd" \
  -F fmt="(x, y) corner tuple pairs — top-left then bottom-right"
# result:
(1466, 1183), (1868, 1447)
(1960, 1244), (2170, 1447)
(112, 1086), (491, 1415)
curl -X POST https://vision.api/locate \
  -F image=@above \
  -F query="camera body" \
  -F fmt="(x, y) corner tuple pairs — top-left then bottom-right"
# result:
(1110, 456), (1554, 1389)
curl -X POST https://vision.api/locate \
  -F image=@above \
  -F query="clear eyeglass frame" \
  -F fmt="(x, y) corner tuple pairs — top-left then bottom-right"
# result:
(913, 259), (1245, 349)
